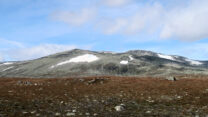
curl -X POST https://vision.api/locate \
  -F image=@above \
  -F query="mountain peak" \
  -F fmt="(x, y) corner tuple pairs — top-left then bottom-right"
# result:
(0, 49), (207, 78)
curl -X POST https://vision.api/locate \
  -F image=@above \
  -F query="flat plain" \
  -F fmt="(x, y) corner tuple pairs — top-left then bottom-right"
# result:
(0, 76), (208, 117)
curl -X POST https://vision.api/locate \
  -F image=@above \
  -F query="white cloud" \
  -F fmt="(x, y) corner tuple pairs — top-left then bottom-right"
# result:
(99, 18), (128, 34)
(97, 0), (208, 41)
(0, 38), (24, 48)
(0, 55), (3, 61)
(102, 0), (132, 7)
(6, 44), (77, 61)
(52, 8), (96, 26)
(160, 0), (208, 41)
(98, 3), (163, 35)
(48, 0), (208, 41)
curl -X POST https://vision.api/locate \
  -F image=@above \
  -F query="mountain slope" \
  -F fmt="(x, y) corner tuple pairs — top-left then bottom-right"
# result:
(0, 49), (208, 78)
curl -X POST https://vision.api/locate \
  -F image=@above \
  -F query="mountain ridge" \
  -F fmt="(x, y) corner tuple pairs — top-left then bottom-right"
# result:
(0, 49), (208, 78)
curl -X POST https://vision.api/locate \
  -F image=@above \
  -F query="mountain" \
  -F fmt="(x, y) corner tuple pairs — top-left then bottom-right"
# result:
(0, 49), (208, 78)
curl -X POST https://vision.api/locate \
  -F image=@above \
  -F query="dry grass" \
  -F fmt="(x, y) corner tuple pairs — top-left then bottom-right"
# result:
(0, 76), (208, 116)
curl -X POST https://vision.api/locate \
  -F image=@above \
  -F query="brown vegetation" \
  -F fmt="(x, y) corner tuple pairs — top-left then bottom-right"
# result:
(0, 76), (208, 116)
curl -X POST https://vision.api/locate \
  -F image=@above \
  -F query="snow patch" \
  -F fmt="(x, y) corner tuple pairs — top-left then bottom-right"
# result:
(2, 62), (13, 65)
(0, 62), (14, 67)
(101, 51), (117, 54)
(129, 55), (134, 61)
(157, 54), (175, 61)
(50, 65), (56, 69)
(59, 54), (99, 64)
(50, 54), (99, 68)
(2, 66), (14, 72)
(185, 59), (203, 65)
(120, 61), (128, 65)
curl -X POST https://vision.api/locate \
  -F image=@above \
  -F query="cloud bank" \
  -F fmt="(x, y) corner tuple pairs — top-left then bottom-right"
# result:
(102, 0), (133, 7)
(0, 38), (24, 48)
(98, 3), (162, 35)
(0, 55), (3, 62)
(52, 8), (96, 26)
(53, 0), (208, 41)
(160, 0), (208, 41)
(5, 44), (77, 61)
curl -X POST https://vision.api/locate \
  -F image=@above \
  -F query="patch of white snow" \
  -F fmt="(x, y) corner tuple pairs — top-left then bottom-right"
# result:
(50, 54), (99, 69)
(120, 61), (128, 65)
(50, 65), (55, 69)
(101, 51), (117, 54)
(3, 62), (13, 65)
(2, 66), (14, 72)
(129, 55), (134, 61)
(157, 54), (175, 61)
(185, 59), (203, 65)
(0, 62), (14, 67)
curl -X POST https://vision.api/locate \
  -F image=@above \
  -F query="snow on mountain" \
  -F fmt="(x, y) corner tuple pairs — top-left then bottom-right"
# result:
(101, 51), (117, 54)
(157, 54), (175, 61)
(4, 62), (13, 65)
(0, 62), (14, 67)
(1, 49), (208, 78)
(2, 66), (14, 72)
(129, 55), (134, 61)
(50, 54), (99, 68)
(120, 60), (128, 65)
(2, 62), (13, 65)
(185, 59), (203, 65)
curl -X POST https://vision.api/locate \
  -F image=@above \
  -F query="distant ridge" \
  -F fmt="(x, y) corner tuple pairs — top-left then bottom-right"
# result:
(0, 49), (208, 78)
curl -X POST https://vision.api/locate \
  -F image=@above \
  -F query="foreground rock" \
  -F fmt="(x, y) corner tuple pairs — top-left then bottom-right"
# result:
(166, 76), (177, 81)
(115, 104), (125, 112)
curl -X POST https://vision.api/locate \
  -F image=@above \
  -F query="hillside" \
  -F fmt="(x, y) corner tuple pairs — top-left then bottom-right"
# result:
(0, 49), (208, 78)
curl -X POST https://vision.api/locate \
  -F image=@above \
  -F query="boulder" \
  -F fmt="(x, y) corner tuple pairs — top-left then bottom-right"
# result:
(115, 104), (125, 112)
(166, 76), (177, 81)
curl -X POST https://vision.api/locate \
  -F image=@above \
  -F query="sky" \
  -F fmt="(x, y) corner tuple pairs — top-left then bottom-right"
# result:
(1, 0), (208, 61)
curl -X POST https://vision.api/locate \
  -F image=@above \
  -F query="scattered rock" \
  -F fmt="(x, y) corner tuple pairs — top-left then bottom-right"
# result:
(36, 113), (40, 116)
(72, 109), (76, 113)
(177, 96), (182, 99)
(93, 113), (98, 116)
(31, 110), (36, 114)
(8, 90), (13, 93)
(22, 111), (28, 114)
(79, 79), (85, 82)
(204, 89), (208, 93)
(195, 115), (199, 117)
(115, 104), (125, 112)
(66, 112), (75, 116)
(146, 110), (152, 114)
(87, 78), (107, 85)
(161, 95), (173, 101)
(55, 112), (61, 116)
(17, 81), (32, 85)
(85, 113), (90, 116)
(166, 76), (177, 81)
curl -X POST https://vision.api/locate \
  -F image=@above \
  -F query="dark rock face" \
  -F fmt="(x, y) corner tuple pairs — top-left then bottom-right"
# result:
(0, 49), (208, 78)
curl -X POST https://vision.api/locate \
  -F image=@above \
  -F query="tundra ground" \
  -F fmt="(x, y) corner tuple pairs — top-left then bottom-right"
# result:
(0, 76), (208, 117)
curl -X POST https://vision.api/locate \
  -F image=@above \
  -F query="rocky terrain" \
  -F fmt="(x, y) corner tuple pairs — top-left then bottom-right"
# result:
(0, 49), (208, 78)
(1, 49), (208, 117)
(0, 76), (208, 117)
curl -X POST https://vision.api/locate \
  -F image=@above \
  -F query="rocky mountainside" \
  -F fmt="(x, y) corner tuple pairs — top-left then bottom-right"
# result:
(0, 49), (208, 78)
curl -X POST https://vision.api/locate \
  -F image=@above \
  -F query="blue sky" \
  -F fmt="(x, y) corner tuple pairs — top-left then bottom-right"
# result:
(1, 0), (208, 61)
